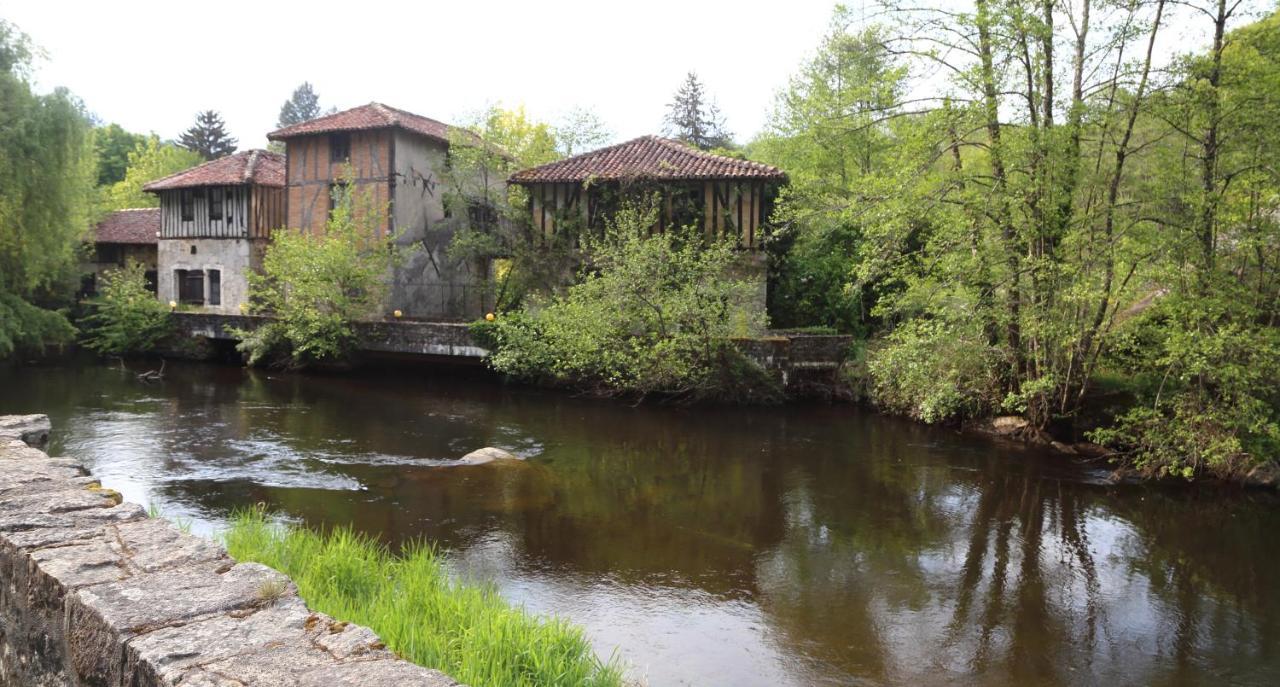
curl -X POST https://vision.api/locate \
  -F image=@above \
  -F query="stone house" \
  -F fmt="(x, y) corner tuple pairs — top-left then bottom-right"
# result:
(267, 103), (496, 321)
(84, 208), (160, 296)
(509, 136), (788, 313)
(143, 150), (286, 313)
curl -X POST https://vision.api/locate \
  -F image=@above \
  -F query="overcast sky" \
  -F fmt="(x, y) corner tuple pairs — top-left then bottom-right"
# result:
(6, 0), (1244, 151)
(5, 0), (846, 149)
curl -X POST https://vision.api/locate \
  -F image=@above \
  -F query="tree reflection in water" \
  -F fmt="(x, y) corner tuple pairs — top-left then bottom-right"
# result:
(3, 361), (1278, 686)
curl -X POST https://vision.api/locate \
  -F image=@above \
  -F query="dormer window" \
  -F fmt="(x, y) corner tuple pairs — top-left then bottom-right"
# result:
(180, 190), (194, 221)
(330, 133), (351, 163)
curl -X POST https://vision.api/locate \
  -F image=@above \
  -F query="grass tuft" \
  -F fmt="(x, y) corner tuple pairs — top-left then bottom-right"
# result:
(222, 507), (624, 687)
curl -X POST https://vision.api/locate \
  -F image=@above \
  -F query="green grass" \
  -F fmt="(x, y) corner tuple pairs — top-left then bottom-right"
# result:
(222, 508), (624, 687)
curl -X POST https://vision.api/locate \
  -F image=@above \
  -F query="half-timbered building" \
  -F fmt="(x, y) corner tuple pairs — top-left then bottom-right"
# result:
(508, 136), (787, 248)
(144, 150), (285, 313)
(82, 208), (160, 297)
(268, 103), (497, 320)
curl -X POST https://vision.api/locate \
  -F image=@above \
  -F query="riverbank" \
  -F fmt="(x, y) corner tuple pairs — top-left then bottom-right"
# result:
(224, 509), (624, 687)
(2, 361), (1279, 685)
(0, 414), (457, 686)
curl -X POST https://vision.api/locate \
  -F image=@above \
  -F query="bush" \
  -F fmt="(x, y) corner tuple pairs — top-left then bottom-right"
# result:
(223, 508), (623, 687)
(0, 291), (76, 358)
(79, 260), (170, 356)
(235, 180), (397, 368)
(484, 200), (776, 401)
(1089, 301), (1280, 479)
(865, 318), (1004, 423)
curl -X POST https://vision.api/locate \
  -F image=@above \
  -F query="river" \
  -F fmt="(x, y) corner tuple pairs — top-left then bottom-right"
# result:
(2, 360), (1277, 686)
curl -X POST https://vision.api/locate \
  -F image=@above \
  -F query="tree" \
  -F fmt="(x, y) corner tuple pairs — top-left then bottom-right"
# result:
(444, 106), (575, 310)
(749, 1), (1280, 478)
(0, 19), (94, 357)
(554, 106), (612, 157)
(178, 110), (237, 160)
(235, 179), (398, 367)
(81, 260), (172, 356)
(101, 136), (203, 210)
(93, 123), (146, 186)
(482, 198), (774, 401)
(276, 82), (323, 128)
(663, 72), (732, 150)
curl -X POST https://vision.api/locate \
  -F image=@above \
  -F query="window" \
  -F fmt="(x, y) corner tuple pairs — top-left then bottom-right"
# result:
(207, 269), (221, 306)
(330, 133), (351, 163)
(175, 269), (204, 305)
(180, 190), (195, 222)
(209, 188), (223, 221)
(329, 181), (349, 214)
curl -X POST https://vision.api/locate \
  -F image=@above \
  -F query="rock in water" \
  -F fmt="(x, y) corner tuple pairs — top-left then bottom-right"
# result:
(991, 416), (1029, 435)
(457, 447), (522, 465)
(0, 414), (52, 448)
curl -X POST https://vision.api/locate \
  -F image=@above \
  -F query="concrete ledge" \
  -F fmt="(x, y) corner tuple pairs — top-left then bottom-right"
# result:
(0, 415), (460, 687)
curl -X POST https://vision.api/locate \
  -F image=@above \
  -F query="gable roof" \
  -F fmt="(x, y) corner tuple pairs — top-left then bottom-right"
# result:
(94, 208), (159, 245)
(509, 136), (787, 184)
(267, 102), (453, 143)
(142, 150), (285, 192)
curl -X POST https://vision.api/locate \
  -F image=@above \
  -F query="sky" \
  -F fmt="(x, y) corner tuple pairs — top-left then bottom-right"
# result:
(4, 0), (846, 149)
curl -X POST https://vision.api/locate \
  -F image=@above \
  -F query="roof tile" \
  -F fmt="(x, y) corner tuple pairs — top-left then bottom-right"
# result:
(267, 102), (453, 143)
(143, 150), (285, 192)
(509, 136), (786, 184)
(94, 208), (159, 245)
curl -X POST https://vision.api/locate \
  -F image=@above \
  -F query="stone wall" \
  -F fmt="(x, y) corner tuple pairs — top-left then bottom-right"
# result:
(735, 333), (854, 396)
(166, 313), (489, 362)
(0, 415), (459, 687)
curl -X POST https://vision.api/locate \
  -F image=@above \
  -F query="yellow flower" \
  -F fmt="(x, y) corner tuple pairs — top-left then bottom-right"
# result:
(393, 309), (403, 319)
(485, 312), (496, 322)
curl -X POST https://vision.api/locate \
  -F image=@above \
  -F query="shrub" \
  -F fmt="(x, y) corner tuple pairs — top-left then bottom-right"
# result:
(865, 318), (1004, 423)
(0, 291), (76, 358)
(79, 260), (170, 356)
(223, 508), (624, 687)
(235, 179), (397, 368)
(1089, 301), (1280, 479)
(484, 200), (776, 401)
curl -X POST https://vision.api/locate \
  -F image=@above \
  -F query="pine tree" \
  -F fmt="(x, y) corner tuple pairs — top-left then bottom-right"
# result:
(179, 110), (237, 160)
(663, 72), (732, 150)
(277, 82), (322, 128)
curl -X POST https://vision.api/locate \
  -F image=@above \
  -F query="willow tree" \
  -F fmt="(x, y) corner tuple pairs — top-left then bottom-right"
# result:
(0, 20), (94, 356)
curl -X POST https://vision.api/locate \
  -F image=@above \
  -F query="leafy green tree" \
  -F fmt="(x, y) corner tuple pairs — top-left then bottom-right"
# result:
(663, 71), (732, 150)
(484, 198), (774, 401)
(101, 136), (203, 210)
(276, 82), (323, 128)
(93, 123), (146, 186)
(444, 105), (574, 310)
(80, 260), (172, 356)
(236, 179), (397, 367)
(0, 19), (94, 357)
(179, 109), (237, 160)
(554, 106), (612, 156)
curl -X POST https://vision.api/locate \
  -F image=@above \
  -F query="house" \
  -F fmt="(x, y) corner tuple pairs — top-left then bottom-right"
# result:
(267, 103), (496, 321)
(143, 150), (286, 313)
(84, 208), (160, 296)
(508, 135), (787, 248)
(509, 136), (787, 314)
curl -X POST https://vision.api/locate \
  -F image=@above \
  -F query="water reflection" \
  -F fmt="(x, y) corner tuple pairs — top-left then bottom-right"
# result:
(2, 361), (1277, 686)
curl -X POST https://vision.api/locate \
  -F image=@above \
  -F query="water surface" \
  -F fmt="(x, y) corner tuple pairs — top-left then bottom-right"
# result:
(2, 361), (1277, 686)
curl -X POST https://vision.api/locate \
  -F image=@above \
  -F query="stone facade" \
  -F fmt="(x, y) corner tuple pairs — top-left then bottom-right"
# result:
(0, 416), (458, 687)
(157, 237), (264, 314)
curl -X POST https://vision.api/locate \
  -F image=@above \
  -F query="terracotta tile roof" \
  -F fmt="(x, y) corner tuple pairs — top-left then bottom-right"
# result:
(142, 150), (285, 192)
(509, 136), (787, 184)
(267, 102), (453, 143)
(94, 208), (159, 245)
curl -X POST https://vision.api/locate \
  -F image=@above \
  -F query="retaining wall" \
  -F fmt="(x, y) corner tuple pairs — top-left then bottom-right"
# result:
(0, 415), (458, 687)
